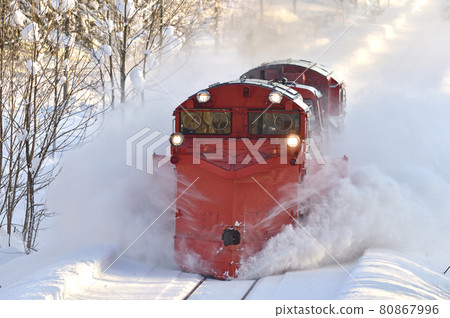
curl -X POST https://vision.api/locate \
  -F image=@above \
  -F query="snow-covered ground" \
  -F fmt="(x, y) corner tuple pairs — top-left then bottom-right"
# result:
(1, 0), (450, 303)
(0, 244), (116, 300)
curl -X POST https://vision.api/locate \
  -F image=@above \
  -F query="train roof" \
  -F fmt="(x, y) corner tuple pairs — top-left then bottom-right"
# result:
(291, 83), (323, 98)
(255, 59), (344, 84)
(207, 78), (309, 111)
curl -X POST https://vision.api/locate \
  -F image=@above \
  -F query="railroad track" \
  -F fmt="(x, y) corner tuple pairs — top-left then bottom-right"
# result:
(183, 277), (207, 300)
(183, 277), (261, 300)
(240, 278), (260, 300)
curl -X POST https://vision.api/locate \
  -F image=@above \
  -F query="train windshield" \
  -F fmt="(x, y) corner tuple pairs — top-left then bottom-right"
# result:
(180, 109), (232, 135)
(248, 111), (300, 135)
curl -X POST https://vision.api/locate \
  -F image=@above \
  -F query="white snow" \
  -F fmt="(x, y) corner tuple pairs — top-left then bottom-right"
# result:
(1, 0), (450, 302)
(49, 30), (74, 48)
(338, 250), (450, 300)
(164, 26), (176, 37)
(2, 248), (446, 300)
(25, 60), (40, 75)
(0, 244), (116, 299)
(246, 263), (356, 300)
(441, 69), (450, 94)
(90, 45), (112, 64)
(163, 34), (183, 55)
(11, 10), (27, 27)
(0, 228), (24, 267)
(51, 0), (75, 12)
(59, 76), (67, 85)
(115, 0), (136, 18)
(22, 22), (40, 42)
(189, 279), (256, 300)
(129, 67), (144, 92)
(106, 19), (114, 33)
(66, 258), (202, 300)
(145, 51), (157, 72)
(264, 7), (299, 23)
(99, 44), (112, 58)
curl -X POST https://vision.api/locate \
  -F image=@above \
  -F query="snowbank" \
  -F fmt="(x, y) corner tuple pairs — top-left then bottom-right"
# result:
(338, 249), (450, 300)
(0, 245), (116, 299)
(0, 228), (25, 267)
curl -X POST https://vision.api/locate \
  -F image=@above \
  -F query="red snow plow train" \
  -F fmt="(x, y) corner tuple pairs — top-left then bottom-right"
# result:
(169, 59), (346, 279)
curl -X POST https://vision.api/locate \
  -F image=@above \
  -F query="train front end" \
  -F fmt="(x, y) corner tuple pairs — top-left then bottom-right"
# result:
(170, 79), (308, 279)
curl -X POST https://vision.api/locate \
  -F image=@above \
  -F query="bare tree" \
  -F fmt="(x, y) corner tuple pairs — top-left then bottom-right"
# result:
(1, 0), (103, 252)
(0, 0), (233, 251)
(0, 0), (29, 246)
(82, 0), (209, 105)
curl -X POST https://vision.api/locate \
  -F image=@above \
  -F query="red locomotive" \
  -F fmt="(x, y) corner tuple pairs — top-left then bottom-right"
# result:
(242, 59), (346, 133)
(169, 61), (346, 279)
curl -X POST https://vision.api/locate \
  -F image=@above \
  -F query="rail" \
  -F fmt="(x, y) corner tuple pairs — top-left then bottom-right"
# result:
(183, 277), (261, 300)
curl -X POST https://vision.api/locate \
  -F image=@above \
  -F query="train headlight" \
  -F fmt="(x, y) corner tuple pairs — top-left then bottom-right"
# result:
(196, 90), (210, 103)
(170, 133), (184, 147)
(269, 91), (282, 104)
(286, 134), (300, 148)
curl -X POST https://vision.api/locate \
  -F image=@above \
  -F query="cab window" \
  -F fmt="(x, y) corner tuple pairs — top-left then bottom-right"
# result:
(248, 111), (300, 135)
(180, 110), (232, 135)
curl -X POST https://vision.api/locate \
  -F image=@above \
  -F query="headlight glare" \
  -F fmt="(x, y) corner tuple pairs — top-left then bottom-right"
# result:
(269, 91), (283, 104)
(170, 133), (184, 147)
(196, 90), (211, 103)
(286, 134), (300, 148)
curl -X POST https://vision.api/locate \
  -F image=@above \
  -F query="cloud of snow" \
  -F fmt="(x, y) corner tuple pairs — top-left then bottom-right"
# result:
(162, 27), (183, 56)
(264, 7), (298, 23)
(239, 0), (450, 279)
(239, 163), (450, 278)
(44, 46), (243, 269)
(44, 106), (176, 268)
